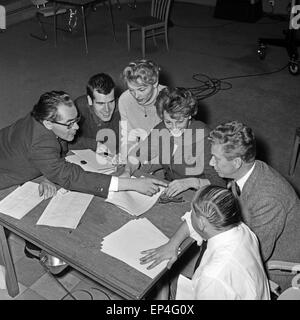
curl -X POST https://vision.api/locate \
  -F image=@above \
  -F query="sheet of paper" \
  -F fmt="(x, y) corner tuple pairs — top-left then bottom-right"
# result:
(0, 265), (6, 290)
(175, 274), (194, 300)
(0, 182), (43, 219)
(101, 218), (169, 279)
(66, 149), (115, 174)
(105, 187), (165, 216)
(36, 189), (93, 229)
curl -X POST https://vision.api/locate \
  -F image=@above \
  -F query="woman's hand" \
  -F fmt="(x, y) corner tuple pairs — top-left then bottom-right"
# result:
(38, 178), (57, 200)
(140, 241), (180, 270)
(164, 178), (198, 198)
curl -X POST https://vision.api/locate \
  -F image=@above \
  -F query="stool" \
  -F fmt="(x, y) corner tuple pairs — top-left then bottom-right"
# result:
(289, 127), (300, 175)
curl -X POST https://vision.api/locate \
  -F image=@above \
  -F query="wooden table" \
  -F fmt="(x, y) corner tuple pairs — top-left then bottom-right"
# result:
(50, 0), (116, 54)
(0, 185), (194, 299)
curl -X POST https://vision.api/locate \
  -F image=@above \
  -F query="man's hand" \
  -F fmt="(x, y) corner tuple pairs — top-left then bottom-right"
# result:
(96, 142), (110, 155)
(111, 153), (127, 166)
(38, 178), (57, 200)
(164, 178), (197, 198)
(131, 177), (167, 196)
(140, 242), (180, 270)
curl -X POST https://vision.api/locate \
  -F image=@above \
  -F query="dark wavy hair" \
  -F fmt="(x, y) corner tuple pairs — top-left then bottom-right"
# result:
(31, 91), (75, 123)
(86, 73), (115, 99)
(191, 185), (242, 231)
(209, 120), (256, 163)
(155, 87), (198, 120)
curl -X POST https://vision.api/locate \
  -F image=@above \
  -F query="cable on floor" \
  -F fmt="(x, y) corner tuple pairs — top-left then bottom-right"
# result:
(185, 63), (289, 101)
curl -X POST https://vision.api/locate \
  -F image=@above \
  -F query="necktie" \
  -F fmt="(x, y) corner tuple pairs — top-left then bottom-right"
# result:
(57, 138), (69, 157)
(193, 240), (207, 272)
(227, 180), (241, 197)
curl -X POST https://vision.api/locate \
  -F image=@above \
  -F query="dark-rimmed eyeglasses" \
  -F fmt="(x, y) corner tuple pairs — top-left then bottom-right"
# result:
(50, 115), (81, 129)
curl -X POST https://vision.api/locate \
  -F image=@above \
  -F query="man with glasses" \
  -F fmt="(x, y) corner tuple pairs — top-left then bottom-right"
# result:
(0, 90), (167, 197)
(73, 73), (120, 155)
(0, 90), (166, 265)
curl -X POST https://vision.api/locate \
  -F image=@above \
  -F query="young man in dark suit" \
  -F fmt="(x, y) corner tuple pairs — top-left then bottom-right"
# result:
(74, 73), (120, 155)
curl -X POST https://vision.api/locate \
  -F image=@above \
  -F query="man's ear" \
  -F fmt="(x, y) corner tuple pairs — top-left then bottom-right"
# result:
(43, 120), (53, 131)
(87, 95), (92, 106)
(233, 157), (242, 169)
(198, 215), (206, 232)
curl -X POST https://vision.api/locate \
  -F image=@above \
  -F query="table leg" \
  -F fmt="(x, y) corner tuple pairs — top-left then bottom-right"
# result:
(0, 226), (19, 297)
(108, 0), (116, 41)
(81, 5), (88, 54)
(54, 2), (57, 47)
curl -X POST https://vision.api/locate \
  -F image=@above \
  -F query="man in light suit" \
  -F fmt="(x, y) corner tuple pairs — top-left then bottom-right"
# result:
(209, 120), (300, 289)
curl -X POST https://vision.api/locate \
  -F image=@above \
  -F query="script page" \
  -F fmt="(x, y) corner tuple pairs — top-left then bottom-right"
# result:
(36, 189), (93, 229)
(101, 218), (169, 278)
(0, 181), (43, 219)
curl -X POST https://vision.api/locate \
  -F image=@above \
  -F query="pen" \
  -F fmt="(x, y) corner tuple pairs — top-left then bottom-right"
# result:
(98, 152), (114, 158)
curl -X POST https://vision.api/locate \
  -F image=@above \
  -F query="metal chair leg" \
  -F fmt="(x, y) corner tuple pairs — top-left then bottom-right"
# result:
(152, 29), (157, 46)
(165, 28), (169, 51)
(142, 28), (145, 58)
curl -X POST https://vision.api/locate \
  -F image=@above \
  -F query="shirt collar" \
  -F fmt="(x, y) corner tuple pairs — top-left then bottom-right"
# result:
(236, 161), (256, 192)
(207, 224), (242, 251)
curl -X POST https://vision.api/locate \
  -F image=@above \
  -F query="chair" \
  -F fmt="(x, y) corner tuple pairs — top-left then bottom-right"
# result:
(268, 260), (300, 300)
(127, 0), (173, 58)
(257, 0), (300, 75)
(30, 0), (70, 41)
(289, 127), (300, 175)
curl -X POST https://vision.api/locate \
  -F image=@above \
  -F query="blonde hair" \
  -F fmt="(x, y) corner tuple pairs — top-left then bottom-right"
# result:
(122, 59), (160, 86)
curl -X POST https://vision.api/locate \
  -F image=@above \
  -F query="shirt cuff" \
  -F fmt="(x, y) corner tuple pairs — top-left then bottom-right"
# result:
(181, 211), (203, 246)
(109, 176), (119, 192)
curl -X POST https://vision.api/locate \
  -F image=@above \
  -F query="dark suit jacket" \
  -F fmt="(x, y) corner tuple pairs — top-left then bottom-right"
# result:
(240, 160), (300, 263)
(0, 113), (111, 197)
(74, 95), (120, 154)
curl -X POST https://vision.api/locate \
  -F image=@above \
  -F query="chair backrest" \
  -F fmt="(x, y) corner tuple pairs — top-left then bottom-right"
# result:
(151, 0), (172, 22)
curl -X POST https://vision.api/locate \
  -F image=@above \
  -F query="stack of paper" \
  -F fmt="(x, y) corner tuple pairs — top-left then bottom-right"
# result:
(101, 218), (169, 278)
(36, 188), (93, 229)
(105, 187), (165, 216)
(66, 149), (115, 174)
(0, 182), (43, 219)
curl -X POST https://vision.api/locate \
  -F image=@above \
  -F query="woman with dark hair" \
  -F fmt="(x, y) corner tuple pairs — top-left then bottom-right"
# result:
(122, 87), (225, 196)
(140, 185), (270, 300)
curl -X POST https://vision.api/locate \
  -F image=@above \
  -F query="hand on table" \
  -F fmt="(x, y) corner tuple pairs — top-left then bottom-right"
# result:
(164, 178), (196, 198)
(140, 242), (180, 270)
(132, 177), (167, 196)
(38, 178), (57, 200)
